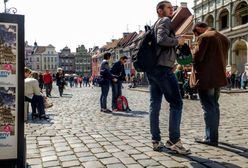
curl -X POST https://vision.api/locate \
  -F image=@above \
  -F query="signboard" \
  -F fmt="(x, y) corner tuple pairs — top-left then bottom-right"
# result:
(0, 14), (25, 167)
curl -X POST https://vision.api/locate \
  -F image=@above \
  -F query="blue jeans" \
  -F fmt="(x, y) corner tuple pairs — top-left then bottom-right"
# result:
(100, 82), (110, 109)
(198, 88), (220, 143)
(147, 66), (183, 143)
(111, 81), (122, 109)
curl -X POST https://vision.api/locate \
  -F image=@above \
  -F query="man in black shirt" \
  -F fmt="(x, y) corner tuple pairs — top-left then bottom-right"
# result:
(110, 56), (128, 111)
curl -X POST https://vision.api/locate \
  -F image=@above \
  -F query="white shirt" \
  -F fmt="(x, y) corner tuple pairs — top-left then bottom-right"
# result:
(25, 77), (41, 99)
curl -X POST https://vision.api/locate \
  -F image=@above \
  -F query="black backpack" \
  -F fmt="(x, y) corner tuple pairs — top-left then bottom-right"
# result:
(132, 23), (159, 72)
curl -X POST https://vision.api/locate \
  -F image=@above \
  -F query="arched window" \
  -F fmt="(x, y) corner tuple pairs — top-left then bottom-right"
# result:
(219, 9), (229, 30)
(205, 15), (214, 27)
(234, 1), (248, 26)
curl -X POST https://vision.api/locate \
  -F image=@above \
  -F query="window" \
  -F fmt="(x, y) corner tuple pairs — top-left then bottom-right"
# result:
(37, 57), (39, 62)
(37, 64), (39, 69)
(48, 51), (50, 54)
(235, 2), (248, 26)
(219, 9), (229, 30)
(55, 58), (57, 62)
(48, 57), (50, 62)
(44, 57), (46, 62)
(44, 65), (46, 69)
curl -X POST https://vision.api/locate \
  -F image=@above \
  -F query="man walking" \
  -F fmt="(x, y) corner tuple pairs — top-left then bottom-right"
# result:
(192, 22), (229, 146)
(110, 56), (127, 112)
(43, 69), (53, 97)
(146, 1), (190, 154)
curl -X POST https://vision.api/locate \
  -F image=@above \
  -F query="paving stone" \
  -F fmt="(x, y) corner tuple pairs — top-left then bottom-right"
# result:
(82, 161), (105, 168)
(42, 155), (58, 162)
(131, 154), (150, 160)
(79, 156), (97, 162)
(159, 160), (185, 168)
(27, 158), (42, 165)
(61, 160), (80, 167)
(106, 163), (126, 168)
(119, 157), (136, 165)
(57, 150), (74, 156)
(95, 152), (112, 159)
(59, 155), (77, 162)
(42, 161), (60, 167)
(126, 164), (143, 168)
(112, 152), (129, 158)
(100, 157), (121, 165)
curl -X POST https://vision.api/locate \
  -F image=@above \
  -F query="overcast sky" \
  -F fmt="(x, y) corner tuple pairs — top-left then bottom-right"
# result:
(2, 0), (194, 52)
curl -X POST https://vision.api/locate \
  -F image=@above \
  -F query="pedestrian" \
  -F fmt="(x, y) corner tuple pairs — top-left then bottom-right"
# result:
(78, 75), (83, 88)
(146, 1), (190, 154)
(192, 22), (229, 146)
(99, 53), (113, 113)
(43, 69), (53, 97)
(175, 64), (185, 98)
(38, 72), (44, 91)
(110, 56), (127, 112)
(231, 71), (236, 88)
(74, 76), (78, 87)
(69, 75), (74, 88)
(56, 68), (65, 97)
(226, 70), (232, 90)
(241, 71), (247, 89)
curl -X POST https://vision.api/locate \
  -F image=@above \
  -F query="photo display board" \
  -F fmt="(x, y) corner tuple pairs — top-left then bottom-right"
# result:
(0, 14), (25, 167)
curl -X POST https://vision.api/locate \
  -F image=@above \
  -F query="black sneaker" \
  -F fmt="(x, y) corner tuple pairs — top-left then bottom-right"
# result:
(101, 109), (112, 113)
(195, 137), (218, 146)
(152, 141), (165, 151)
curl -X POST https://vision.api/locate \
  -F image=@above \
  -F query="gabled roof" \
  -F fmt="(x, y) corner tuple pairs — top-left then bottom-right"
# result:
(175, 15), (194, 35)
(118, 32), (138, 48)
(102, 39), (121, 51)
(34, 46), (46, 54)
(171, 6), (192, 32)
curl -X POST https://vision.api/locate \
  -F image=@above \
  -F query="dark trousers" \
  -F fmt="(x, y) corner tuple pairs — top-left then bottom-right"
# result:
(25, 95), (45, 116)
(100, 82), (110, 109)
(44, 83), (52, 97)
(111, 81), (122, 110)
(58, 86), (64, 96)
(198, 88), (220, 143)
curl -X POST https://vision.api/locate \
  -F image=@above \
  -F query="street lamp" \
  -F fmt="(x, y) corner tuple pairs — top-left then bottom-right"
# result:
(3, 0), (17, 14)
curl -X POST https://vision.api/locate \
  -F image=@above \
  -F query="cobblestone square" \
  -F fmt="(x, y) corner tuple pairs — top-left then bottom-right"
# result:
(26, 85), (248, 167)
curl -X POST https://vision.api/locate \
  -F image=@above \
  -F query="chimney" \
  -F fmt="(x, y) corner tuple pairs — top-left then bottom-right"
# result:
(180, 2), (187, 7)
(123, 32), (129, 37)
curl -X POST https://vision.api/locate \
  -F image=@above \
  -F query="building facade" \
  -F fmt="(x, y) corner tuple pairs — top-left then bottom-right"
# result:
(26, 42), (59, 74)
(58, 46), (75, 74)
(193, 0), (248, 74)
(75, 45), (91, 76)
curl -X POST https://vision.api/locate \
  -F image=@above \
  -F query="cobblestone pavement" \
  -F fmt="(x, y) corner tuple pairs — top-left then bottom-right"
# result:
(26, 84), (248, 168)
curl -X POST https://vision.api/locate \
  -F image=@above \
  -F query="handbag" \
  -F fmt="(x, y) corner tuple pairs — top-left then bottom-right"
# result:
(189, 65), (199, 88)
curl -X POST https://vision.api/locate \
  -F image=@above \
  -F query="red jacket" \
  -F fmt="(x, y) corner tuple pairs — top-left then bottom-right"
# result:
(43, 73), (53, 84)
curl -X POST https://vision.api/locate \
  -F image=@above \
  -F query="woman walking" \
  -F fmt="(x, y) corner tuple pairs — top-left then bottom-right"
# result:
(56, 68), (65, 97)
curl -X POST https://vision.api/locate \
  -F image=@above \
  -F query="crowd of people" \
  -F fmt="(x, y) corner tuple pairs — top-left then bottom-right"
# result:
(226, 70), (248, 90)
